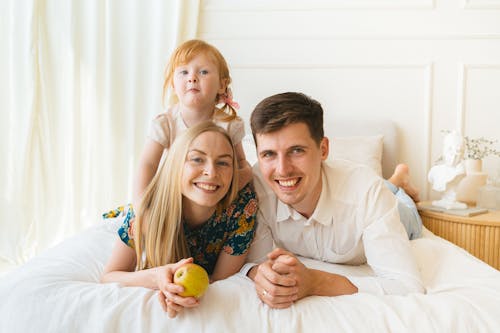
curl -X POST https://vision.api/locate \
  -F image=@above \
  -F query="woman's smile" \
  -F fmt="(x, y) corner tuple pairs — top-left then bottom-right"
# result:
(194, 182), (219, 192)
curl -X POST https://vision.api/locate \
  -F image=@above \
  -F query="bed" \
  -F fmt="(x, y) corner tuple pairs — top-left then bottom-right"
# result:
(1, 120), (500, 333)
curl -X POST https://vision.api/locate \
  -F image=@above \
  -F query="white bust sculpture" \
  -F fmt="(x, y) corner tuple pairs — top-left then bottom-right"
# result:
(428, 131), (467, 209)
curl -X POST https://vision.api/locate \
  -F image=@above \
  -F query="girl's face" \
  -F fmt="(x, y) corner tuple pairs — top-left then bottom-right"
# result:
(173, 53), (226, 111)
(181, 131), (234, 210)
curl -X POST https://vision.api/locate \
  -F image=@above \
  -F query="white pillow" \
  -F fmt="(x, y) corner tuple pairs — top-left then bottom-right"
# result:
(329, 135), (384, 176)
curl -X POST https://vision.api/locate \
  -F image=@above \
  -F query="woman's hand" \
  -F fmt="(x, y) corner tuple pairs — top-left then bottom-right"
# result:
(156, 257), (200, 318)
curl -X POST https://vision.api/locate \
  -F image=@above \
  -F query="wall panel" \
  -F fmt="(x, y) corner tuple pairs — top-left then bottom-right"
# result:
(463, 65), (500, 178)
(198, 0), (500, 200)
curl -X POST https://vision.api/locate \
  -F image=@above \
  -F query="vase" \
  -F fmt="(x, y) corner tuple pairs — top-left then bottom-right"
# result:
(456, 159), (488, 205)
(465, 159), (483, 173)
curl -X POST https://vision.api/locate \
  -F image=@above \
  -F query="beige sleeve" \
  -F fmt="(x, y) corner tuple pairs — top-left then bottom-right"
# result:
(227, 118), (245, 146)
(147, 113), (171, 148)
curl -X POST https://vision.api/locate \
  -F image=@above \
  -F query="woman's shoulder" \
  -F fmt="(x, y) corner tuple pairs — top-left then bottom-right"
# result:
(103, 204), (136, 248)
(222, 183), (258, 220)
(234, 183), (257, 206)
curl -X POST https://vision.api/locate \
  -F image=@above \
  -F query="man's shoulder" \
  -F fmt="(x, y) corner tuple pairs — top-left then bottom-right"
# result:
(322, 160), (386, 208)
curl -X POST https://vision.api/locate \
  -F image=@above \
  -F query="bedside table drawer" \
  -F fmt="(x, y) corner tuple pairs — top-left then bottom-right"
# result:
(418, 207), (500, 270)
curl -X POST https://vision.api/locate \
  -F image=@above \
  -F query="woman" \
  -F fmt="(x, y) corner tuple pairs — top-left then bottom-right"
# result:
(101, 121), (257, 318)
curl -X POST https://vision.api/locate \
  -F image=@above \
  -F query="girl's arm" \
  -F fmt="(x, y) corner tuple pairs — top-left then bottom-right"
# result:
(133, 139), (165, 204)
(211, 251), (248, 282)
(234, 142), (253, 189)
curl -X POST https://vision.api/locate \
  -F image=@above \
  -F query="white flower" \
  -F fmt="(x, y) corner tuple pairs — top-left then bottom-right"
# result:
(463, 136), (500, 160)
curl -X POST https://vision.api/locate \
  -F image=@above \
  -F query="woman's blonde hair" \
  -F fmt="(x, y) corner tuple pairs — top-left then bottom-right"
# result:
(162, 39), (238, 121)
(134, 121), (239, 270)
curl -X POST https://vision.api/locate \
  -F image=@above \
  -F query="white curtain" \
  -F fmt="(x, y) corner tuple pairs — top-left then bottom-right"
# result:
(0, 0), (200, 272)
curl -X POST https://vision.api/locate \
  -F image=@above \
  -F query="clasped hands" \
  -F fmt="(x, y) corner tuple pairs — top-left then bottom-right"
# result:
(251, 248), (315, 309)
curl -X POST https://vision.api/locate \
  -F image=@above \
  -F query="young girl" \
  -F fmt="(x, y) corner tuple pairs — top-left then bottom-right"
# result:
(101, 122), (257, 318)
(133, 39), (252, 203)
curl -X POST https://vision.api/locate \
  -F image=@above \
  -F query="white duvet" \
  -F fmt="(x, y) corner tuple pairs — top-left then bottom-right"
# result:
(1, 220), (499, 333)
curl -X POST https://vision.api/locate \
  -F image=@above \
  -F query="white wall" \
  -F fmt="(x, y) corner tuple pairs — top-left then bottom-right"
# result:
(197, 0), (500, 200)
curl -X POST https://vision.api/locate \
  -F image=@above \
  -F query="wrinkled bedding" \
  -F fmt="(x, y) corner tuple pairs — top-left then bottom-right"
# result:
(1, 220), (499, 333)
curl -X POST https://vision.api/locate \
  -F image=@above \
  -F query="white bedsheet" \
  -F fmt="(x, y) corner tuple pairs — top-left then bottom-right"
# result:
(1, 220), (499, 333)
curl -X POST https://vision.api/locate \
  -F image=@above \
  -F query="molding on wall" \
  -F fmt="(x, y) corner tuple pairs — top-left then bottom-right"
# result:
(464, 63), (500, 69)
(463, 0), (500, 9)
(199, 34), (500, 41)
(459, 63), (500, 134)
(423, 63), (434, 198)
(202, 0), (436, 12)
(230, 63), (432, 70)
(458, 63), (467, 136)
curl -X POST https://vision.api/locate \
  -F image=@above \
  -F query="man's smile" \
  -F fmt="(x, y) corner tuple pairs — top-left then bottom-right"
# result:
(276, 177), (301, 188)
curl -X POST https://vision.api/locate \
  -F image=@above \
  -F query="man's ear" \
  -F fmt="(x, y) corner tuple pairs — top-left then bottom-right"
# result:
(320, 137), (329, 161)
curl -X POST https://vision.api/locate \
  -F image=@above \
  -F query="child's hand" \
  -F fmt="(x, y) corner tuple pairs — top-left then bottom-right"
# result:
(156, 258), (200, 318)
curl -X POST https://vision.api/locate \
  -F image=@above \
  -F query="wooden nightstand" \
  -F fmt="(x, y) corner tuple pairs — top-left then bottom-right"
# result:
(417, 204), (500, 270)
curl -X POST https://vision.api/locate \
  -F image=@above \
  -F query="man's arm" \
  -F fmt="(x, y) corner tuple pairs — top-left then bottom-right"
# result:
(352, 180), (425, 295)
(247, 248), (358, 309)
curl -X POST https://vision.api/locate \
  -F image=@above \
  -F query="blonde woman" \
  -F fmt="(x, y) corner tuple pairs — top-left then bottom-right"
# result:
(101, 122), (257, 318)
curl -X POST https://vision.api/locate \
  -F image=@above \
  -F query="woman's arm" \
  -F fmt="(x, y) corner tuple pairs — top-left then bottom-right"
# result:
(100, 239), (159, 288)
(101, 240), (199, 318)
(211, 251), (248, 282)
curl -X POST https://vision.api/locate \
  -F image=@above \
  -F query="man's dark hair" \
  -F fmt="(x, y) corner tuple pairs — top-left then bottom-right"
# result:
(250, 92), (324, 146)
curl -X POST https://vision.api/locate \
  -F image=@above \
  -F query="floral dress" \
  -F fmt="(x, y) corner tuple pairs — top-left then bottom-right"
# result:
(103, 183), (257, 275)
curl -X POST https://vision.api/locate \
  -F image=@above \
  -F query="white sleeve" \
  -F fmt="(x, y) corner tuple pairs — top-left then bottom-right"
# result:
(349, 181), (425, 295)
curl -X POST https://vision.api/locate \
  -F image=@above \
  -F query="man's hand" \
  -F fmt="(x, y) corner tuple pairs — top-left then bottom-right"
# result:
(268, 248), (316, 301)
(249, 248), (315, 308)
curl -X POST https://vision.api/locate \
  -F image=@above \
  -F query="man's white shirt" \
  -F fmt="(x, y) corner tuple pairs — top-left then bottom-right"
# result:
(246, 159), (424, 295)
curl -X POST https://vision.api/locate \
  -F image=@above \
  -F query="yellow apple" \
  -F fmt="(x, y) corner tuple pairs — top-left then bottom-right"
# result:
(173, 263), (209, 298)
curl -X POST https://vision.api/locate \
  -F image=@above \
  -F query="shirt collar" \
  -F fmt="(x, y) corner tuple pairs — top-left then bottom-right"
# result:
(275, 165), (334, 227)
(311, 167), (335, 226)
(276, 199), (302, 222)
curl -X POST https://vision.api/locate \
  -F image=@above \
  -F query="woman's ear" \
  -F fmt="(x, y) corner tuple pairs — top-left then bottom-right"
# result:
(320, 137), (329, 161)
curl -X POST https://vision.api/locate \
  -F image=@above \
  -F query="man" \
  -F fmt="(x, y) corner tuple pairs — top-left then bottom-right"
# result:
(243, 92), (424, 309)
